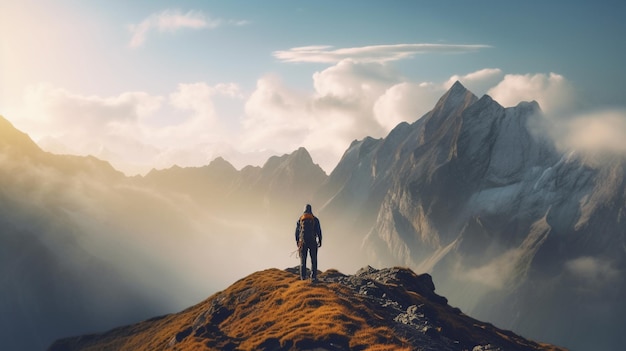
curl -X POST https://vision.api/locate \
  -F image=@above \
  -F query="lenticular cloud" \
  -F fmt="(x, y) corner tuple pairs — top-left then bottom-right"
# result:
(273, 43), (492, 64)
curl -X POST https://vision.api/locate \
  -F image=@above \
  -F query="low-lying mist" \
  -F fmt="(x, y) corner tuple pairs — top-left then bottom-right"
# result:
(0, 150), (369, 350)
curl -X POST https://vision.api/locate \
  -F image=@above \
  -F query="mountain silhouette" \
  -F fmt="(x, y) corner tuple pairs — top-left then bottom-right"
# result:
(48, 266), (565, 351)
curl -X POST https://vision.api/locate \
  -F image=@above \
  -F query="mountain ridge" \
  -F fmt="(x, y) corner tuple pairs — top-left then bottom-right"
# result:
(48, 266), (566, 351)
(314, 82), (626, 350)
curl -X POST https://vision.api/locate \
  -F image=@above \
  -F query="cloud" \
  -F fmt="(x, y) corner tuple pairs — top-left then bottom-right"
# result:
(242, 60), (402, 170)
(373, 82), (443, 131)
(274, 43), (492, 64)
(22, 83), (163, 134)
(312, 59), (400, 99)
(242, 74), (313, 153)
(487, 72), (576, 114)
(463, 249), (524, 289)
(309, 60), (393, 157)
(128, 9), (247, 48)
(556, 109), (626, 155)
(16, 82), (244, 174)
(565, 257), (621, 293)
(168, 82), (241, 130)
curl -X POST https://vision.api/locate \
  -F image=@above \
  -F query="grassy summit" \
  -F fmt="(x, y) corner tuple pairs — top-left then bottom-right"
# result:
(49, 267), (566, 351)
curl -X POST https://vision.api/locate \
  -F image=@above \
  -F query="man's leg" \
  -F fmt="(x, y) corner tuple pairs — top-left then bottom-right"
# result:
(299, 246), (308, 280)
(310, 245), (318, 280)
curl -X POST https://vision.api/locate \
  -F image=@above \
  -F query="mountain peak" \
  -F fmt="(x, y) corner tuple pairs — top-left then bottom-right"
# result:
(49, 266), (565, 351)
(438, 80), (475, 106)
(208, 156), (237, 172)
(449, 80), (467, 93)
(0, 115), (43, 157)
(291, 146), (314, 164)
(262, 147), (325, 177)
(417, 80), (479, 142)
(442, 80), (475, 103)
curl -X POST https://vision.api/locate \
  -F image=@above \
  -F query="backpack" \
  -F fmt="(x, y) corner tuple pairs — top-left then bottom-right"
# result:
(299, 213), (317, 246)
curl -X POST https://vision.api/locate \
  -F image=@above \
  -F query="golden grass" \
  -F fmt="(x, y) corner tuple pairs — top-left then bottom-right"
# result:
(220, 269), (410, 350)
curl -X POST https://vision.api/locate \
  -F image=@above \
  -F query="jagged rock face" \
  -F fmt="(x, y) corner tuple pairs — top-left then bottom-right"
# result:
(48, 267), (565, 351)
(318, 83), (626, 350)
(378, 94), (559, 264)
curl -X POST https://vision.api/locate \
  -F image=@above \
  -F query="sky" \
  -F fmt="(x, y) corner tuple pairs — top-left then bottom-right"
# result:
(1, 0), (625, 175)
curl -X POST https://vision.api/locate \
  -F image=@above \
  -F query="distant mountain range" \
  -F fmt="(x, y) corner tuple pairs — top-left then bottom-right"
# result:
(1, 81), (624, 350)
(0, 115), (329, 350)
(49, 266), (565, 351)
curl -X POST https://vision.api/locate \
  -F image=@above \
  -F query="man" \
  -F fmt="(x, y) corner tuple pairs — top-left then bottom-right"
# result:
(295, 204), (322, 281)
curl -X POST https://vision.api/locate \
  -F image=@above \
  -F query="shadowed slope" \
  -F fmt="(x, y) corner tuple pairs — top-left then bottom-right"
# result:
(49, 267), (566, 351)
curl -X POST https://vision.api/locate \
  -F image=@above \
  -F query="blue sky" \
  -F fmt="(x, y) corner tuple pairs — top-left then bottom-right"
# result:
(2, 0), (625, 174)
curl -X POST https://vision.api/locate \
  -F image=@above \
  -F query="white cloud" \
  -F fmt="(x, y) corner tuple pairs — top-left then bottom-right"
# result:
(312, 59), (400, 100)
(274, 43), (492, 64)
(310, 59), (400, 142)
(487, 73), (575, 114)
(242, 74), (312, 153)
(373, 82), (442, 131)
(22, 83), (162, 135)
(557, 109), (626, 155)
(485, 74), (626, 157)
(168, 82), (241, 130)
(17, 84), (166, 173)
(128, 9), (246, 48)
(241, 60), (402, 170)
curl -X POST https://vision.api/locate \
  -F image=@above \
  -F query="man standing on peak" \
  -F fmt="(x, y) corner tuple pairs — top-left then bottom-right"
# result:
(295, 204), (322, 281)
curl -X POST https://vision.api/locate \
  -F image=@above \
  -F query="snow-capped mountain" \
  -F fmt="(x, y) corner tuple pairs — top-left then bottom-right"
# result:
(316, 81), (626, 350)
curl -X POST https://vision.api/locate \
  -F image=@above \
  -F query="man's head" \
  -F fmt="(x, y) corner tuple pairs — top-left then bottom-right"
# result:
(304, 204), (312, 214)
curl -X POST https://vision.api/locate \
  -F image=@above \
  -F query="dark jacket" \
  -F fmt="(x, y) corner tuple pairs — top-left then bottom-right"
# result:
(295, 213), (322, 246)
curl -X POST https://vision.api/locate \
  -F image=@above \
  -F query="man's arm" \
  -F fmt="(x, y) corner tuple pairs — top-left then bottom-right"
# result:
(295, 221), (300, 244)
